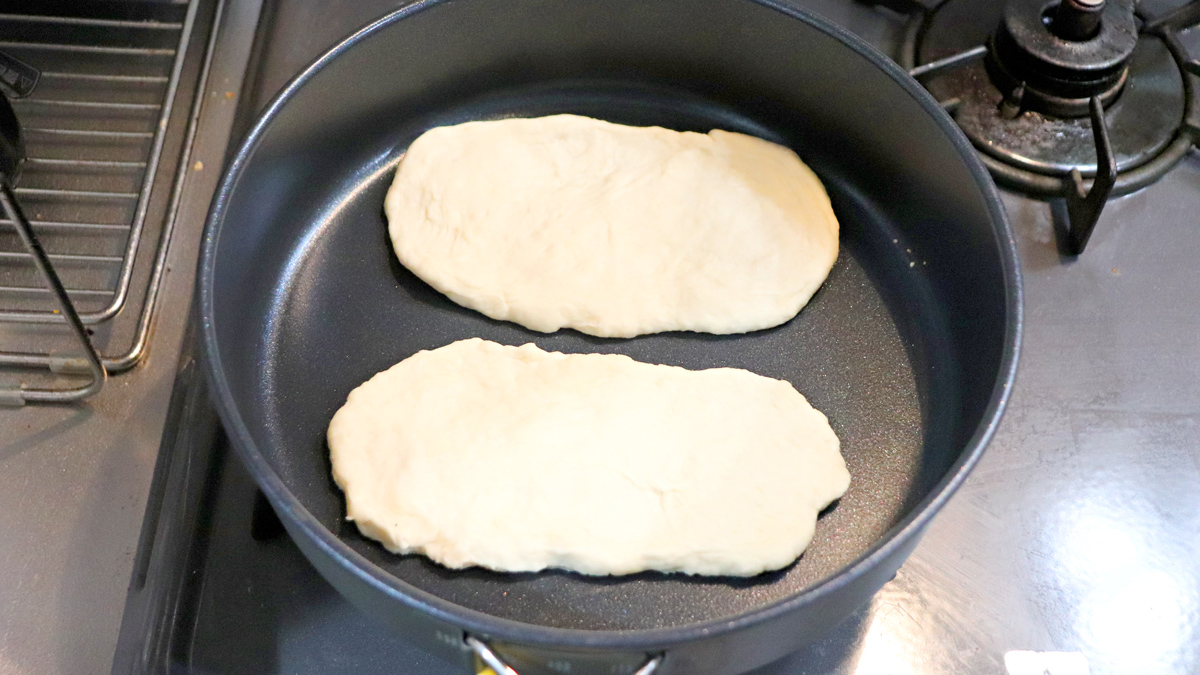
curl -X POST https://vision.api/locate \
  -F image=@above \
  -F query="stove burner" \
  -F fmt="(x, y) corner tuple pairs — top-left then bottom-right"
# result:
(987, 0), (1137, 117)
(901, 0), (1200, 253)
(915, 2), (1183, 180)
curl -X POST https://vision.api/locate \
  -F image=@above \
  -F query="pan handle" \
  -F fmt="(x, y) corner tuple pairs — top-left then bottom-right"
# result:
(465, 636), (663, 675)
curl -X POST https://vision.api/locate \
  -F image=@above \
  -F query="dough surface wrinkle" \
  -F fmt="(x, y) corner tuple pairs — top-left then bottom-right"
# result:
(385, 114), (839, 338)
(328, 338), (851, 577)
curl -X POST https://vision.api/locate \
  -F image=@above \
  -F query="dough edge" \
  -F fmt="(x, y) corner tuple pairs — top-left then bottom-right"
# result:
(384, 114), (840, 338)
(328, 338), (851, 577)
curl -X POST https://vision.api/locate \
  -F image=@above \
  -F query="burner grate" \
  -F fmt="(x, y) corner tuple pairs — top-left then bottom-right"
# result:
(887, 0), (1200, 253)
(0, 0), (218, 402)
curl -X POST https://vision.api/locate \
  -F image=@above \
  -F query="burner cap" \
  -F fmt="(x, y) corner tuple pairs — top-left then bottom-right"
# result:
(988, 0), (1139, 117)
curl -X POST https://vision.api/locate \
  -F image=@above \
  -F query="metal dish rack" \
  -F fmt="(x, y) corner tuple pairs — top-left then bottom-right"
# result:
(0, 0), (214, 404)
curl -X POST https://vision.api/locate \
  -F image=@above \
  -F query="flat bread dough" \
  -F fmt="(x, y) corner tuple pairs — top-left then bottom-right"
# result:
(385, 114), (839, 338)
(328, 339), (850, 576)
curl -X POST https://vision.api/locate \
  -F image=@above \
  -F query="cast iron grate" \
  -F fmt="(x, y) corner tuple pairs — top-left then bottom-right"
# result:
(882, 0), (1200, 254)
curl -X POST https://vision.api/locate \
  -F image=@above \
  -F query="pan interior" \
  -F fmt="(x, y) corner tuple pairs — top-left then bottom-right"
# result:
(244, 81), (958, 631)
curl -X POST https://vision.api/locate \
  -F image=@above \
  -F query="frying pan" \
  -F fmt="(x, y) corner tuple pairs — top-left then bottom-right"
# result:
(199, 0), (1022, 673)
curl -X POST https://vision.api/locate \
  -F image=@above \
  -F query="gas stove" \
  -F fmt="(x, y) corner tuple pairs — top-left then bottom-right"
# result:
(2, 1), (1197, 674)
(902, 0), (1200, 252)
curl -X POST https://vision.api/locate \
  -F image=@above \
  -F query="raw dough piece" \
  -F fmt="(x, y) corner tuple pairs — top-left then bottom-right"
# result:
(385, 114), (839, 338)
(328, 338), (850, 576)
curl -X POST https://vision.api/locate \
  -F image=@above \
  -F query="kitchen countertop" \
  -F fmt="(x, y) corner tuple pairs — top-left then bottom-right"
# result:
(830, 180), (1200, 673)
(0, 1), (261, 674)
(1, 1), (1198, 673)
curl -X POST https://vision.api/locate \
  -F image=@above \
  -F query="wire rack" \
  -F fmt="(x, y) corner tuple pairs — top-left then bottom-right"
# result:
(0, 0), (214, 402)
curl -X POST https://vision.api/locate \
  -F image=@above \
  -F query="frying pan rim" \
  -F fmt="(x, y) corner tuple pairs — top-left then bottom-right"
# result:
(199, 0), (1023, 651)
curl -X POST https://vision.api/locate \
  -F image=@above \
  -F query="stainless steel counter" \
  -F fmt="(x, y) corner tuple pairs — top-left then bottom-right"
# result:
(0, 1), (261, 673)
(806, 180), (1200, 674)
(1, 1), (1198, 674)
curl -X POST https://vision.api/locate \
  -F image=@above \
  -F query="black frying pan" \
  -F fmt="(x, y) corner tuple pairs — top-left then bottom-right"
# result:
(199, 0), (1022, 673)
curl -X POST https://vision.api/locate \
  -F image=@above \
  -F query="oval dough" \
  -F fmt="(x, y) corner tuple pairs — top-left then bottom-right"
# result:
(385, 114), (839, 338)
(328, 339), (850, 577)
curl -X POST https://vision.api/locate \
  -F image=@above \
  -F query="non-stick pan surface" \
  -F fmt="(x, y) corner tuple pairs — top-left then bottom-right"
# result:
(246, 84), (941, 631)
(201, 0), (1019, 669)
